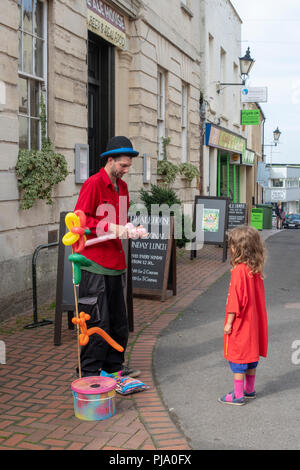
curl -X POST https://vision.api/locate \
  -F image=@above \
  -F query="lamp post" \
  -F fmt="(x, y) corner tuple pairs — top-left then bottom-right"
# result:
(263, 127), (282, 157)
(217, 47), (255, 93)
(261, 127), (282, 203)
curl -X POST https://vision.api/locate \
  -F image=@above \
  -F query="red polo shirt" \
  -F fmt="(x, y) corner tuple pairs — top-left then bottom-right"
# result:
(224, 263), (268, 363)
(74, 168), (129, 270)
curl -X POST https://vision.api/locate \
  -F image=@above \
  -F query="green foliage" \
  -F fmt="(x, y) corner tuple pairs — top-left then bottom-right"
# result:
(15, 94), (68, 209)
(139, 184), (190, 248)
(139, 184), (181, 212)
(157, 136), (179, 186)
(178, 162), (200, 182)
(161, 136), (171, 160)
(157, 159), (179, 186)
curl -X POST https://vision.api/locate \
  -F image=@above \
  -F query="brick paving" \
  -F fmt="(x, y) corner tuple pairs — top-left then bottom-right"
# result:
(0, 245), (230, 450)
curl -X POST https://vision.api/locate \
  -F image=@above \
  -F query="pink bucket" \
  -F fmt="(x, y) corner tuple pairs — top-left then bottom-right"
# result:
(71, 376), (117, 421)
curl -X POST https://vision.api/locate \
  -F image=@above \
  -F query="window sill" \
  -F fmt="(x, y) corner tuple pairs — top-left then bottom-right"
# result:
(180, 3), (193, 18)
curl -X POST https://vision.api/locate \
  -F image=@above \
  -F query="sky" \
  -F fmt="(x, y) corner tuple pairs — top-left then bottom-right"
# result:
(231, 0), (300, 165)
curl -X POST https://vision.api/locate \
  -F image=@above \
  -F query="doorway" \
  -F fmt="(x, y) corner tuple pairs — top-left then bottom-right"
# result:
(88, 31), (115, 176)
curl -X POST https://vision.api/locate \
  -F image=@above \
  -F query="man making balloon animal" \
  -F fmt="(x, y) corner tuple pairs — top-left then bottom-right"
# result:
(74, 136), (147, 378)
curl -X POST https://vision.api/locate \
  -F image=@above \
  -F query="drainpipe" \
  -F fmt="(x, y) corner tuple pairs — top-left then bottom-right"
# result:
(261, 118), (266, 203)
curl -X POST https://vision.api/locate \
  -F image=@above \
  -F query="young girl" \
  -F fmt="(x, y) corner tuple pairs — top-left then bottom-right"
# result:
(218, 225), (268, 406)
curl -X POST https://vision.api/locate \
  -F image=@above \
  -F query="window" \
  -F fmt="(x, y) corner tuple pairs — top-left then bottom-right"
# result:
(157, 70), (166, 160)
(220, 48), (226, 110)
(286, 179), (298, 188)
(208, 34), (214, 97)
(271, 179), (284, 188)
(181, 82), (188, 163)
(18, 0), (47, 150)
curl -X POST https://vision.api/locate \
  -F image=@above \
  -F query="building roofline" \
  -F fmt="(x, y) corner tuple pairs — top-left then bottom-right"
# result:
(228, 1), (243, 24)
(255, 102), (266, 120)
(266, 163), (300, 168)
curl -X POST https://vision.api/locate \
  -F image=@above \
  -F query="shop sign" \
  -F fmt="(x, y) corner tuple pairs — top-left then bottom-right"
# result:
(242, 149), (255, 166)
(241, 87), (268, 103)
(206, 124), (246, 155)
(87, 0), (126, 50)
(271, 189), (286, 202)
(241, 109), (260, 125)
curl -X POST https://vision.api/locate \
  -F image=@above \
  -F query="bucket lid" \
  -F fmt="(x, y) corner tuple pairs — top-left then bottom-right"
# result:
(71, 376), (117, 395)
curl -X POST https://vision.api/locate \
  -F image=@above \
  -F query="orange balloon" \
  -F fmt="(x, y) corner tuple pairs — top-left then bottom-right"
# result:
(72, 312), (124, 351)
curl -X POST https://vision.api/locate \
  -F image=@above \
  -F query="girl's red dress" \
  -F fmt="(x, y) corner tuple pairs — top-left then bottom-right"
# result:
(224, 263), (268, 363)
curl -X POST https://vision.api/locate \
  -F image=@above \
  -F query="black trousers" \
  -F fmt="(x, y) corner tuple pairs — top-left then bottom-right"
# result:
(77, 270), (128, 376)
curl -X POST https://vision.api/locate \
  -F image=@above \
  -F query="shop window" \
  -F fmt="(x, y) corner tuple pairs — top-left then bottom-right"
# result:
(218, 153), (240, 202)
(18, 0), (47, 150)
(157, 69), (166, 160)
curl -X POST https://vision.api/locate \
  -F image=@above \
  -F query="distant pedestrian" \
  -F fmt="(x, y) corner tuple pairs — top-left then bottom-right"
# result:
(275, 202), (284, 229)
(218, 225), (268, 406)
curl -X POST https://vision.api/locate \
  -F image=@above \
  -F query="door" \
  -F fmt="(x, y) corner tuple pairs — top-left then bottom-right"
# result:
(88, 32), (115, 176)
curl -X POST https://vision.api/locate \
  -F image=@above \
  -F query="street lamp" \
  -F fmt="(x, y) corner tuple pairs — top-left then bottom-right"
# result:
(264, 127), (282, 148)
(239, 47), (255, 81)
(217, 47), (255, 93)
(273, 127), (282, 145)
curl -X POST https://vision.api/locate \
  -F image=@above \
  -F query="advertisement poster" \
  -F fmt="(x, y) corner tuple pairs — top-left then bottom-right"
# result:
(203, 209), (220, 232)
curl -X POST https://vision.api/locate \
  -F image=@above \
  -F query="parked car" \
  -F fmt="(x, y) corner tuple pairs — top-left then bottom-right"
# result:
(283, 213), (300, 229)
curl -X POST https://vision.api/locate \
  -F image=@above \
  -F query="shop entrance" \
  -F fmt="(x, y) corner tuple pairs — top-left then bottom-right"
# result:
(88, 31), (115, 176)
(217, 151), (240, 203)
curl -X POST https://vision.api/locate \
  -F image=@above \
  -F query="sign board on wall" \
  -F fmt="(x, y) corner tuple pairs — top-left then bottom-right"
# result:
(241, 87), (268, 103)
(242, 149), (255, 166)
(190, 196), (229, 262)
(271, 189), (286, 202)
(206, 124), (246, 155)
(241, 109), (260, 126)
(87, 0), (126, 49)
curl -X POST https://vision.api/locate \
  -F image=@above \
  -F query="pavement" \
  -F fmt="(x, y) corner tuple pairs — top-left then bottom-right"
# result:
(0, 229), (278, 450)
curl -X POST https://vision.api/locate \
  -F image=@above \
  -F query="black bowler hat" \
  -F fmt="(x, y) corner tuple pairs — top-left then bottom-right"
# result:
(100, 136), (139, 158)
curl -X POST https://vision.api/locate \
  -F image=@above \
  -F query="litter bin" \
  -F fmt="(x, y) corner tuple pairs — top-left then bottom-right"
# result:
(255, 204), (273, 229)
(250, 208), (263, 231)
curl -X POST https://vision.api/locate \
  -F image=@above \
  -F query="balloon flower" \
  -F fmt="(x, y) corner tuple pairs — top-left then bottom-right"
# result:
(62, 210), (91, 253)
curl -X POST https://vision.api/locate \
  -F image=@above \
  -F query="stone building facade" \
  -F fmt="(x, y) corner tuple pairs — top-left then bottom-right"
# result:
(199, 0), (264, 212)
(0, 0), (202, 318)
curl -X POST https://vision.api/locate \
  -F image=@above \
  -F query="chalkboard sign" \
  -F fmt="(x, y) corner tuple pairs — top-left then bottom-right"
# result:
(190, 196), (229, 262)
(228, 203), (247, 230)
(54, 211), (134, 346)
(130, 215), (176, 301)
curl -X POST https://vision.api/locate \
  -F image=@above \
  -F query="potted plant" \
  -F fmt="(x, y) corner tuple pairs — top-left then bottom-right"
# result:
(16, 94), (68, 209)
(157, 137), (179, 186)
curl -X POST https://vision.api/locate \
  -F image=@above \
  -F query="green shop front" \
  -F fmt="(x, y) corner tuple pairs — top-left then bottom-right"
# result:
(205, 124), (248, 203)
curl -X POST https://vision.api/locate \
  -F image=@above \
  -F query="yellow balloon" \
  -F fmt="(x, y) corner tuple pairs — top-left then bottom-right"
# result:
(62, 232), (79, 246)
(65, 212), (80, 230)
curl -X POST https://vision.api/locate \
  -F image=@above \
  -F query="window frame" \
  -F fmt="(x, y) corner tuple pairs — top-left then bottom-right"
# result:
(157, 69), (166, 160)
(18, 0), (48, 150)
(181, 82), (188, 163)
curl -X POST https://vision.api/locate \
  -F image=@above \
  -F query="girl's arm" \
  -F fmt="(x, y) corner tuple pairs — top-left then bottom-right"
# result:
(224, 313), (235, 334)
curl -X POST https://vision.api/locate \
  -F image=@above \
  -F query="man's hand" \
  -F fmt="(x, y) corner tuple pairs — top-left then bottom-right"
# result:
(109, 223), (129, 239)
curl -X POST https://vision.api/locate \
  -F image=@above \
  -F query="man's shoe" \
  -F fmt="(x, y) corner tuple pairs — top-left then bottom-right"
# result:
(100, 366), (141, 379)
(121, 365), (141, 378)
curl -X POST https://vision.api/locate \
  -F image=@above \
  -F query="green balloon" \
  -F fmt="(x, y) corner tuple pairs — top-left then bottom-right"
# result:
(68, 254), (92, 285)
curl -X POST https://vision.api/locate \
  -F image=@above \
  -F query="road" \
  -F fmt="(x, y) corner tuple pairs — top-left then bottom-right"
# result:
(154, 229), (300, 450)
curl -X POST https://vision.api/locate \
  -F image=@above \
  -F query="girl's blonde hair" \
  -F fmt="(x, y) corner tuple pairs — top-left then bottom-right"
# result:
(228, 225), (266, 275)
